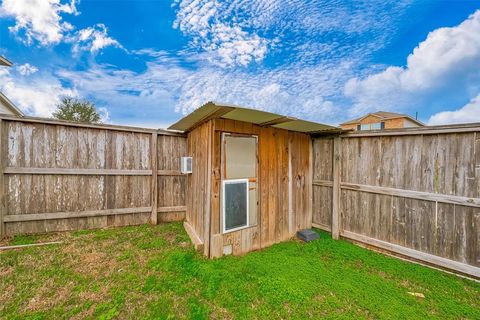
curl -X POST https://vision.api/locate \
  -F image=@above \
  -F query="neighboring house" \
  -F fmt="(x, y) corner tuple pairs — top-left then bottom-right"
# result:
(340, 111), (423, 131)
(0, 92), (24, 117)
(0, 55), (23, 117)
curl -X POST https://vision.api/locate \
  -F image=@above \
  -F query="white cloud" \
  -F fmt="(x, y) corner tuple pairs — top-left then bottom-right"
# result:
(1, 0), (121, 55)
(97, 107), (110, 123)
(55, 58), (188, 124)
(50, 50), (354, 125)
(174, 60), (350, 122)
(17, 63), (39, 76)
(70, 24), (122, 54)
(345, 10), (480, 117)
(173, 0), (412, 67)
(173, 0), (273, 66)
(0, 69), (77, 117)
(0, 0), (418, 126)
(0, 67), (113, 121)
(115, 119), (176, 130)
(428, 94), (480, 125)
(0, 0), (78, 45)
(169, 0), (414, 123)
(209, 23), (270, 66)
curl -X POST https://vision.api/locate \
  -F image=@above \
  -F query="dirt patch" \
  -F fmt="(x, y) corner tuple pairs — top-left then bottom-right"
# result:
(0, 266), (14, 277)
(78, 286), (110, 302)
(0, 284), (15, 308)
(164, 231), (177, 244)
(354, 259), (363, 268)
(313, 293), (328, 303)
(209, 306), (233, 320)
(25, 280), (74, 312)
(72, 251), (119, 279)
(60, 239), (121, 279)
(400, 279), (412, 288)
(70, 304), (96, 320)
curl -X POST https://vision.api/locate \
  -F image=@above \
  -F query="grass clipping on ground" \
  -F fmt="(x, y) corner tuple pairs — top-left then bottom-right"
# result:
(1, 223), (479, 319)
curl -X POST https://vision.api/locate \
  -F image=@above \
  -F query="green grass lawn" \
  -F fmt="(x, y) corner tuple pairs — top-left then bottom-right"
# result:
(1, 222), (479, 319)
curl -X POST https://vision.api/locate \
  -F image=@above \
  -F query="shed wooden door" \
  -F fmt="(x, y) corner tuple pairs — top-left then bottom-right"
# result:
(221, 134), (258, 234)
(209, 132), (261, 258)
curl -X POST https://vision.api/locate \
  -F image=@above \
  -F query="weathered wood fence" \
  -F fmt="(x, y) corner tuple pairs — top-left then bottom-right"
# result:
(0, 115), (187, 237)
(313, 124), (480, 278)
(2, 113), (479, 278)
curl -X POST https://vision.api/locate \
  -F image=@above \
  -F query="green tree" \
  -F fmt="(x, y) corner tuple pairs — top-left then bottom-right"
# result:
(52, 96), (102, 123)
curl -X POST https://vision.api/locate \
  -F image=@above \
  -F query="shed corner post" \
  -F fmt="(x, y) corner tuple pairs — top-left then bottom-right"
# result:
(204, 121), (213, 258)
(331, 135), (342, 240)
(150, 132), (158, 225)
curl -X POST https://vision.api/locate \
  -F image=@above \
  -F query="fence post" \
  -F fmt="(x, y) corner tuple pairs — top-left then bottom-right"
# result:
(0, 119), (5, 238)
(331, 136), (341, 239)
(151, 132), (158, 225)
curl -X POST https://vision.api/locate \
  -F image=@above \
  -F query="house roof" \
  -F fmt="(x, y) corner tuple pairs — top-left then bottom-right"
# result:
(0, 56), (13, 67)
(340, 111), (424, 126)
(0, 92), (24, 117)
(168, 102), (339, 134)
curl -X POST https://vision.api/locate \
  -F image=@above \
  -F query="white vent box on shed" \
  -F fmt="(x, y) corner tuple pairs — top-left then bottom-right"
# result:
(181, 157), (192, 174)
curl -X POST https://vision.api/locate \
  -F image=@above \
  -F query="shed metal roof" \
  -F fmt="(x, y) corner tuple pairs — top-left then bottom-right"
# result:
(168, 102), (339, 134)
(0, 56), (12, 67)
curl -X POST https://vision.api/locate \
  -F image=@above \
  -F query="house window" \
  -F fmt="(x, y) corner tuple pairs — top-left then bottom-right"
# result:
(359, 122), (385, 130)
(360, 124), (370, 130)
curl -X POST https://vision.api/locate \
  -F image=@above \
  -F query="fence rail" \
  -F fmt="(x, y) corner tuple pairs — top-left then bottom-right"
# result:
(0, 116), (187, 237)
(313, 127), (480, 278)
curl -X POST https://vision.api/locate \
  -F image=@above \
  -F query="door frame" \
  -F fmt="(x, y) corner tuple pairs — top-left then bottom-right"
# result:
(220, 132), (259, 234)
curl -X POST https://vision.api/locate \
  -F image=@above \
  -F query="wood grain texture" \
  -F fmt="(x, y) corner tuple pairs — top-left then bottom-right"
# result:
(185, 121), (212, 247)
(290, 132), (313, 232)
(0, 120), (5, 238)
(0, 113), (184, 136)
(209, 119), (262, 256)
(340, 182), (480, 208)
(342, 230), (479, 279)
(331, 136), (341, 239)
(339, 122), (480, 137)
(4, 207), (152, 222)
(312, 138), (333, 228)
(151, 133), (158, 224)
(4, 168), (152, 175)
(313, 129), (480, 275)
(203, 119), (311, 257)
(2, 119), (187, 237)
(204, 120), (213, 257)
(156, 134), (187, 224)
(184, 221), (203, 252)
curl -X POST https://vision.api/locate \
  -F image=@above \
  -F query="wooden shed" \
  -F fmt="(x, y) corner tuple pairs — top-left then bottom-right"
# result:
(169, 102), (337, 258)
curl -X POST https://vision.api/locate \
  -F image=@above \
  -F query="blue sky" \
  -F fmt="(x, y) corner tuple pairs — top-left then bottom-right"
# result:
(0, 0), (479, 128)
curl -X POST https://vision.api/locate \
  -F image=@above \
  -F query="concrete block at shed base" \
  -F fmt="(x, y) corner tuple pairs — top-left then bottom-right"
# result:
(296, 229), (320, 242)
